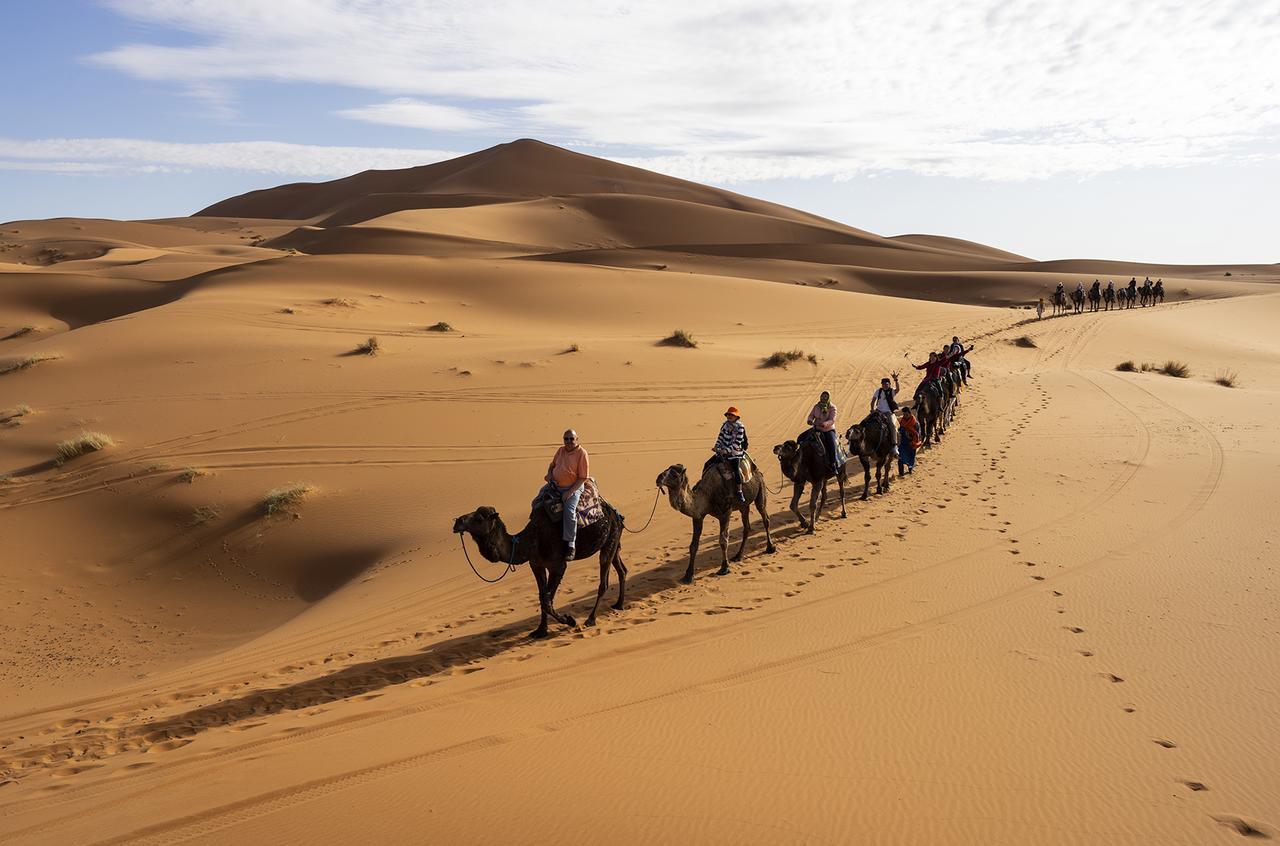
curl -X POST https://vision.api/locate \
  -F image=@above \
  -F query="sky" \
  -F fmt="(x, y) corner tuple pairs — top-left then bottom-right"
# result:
(2, 0), (1278, 263)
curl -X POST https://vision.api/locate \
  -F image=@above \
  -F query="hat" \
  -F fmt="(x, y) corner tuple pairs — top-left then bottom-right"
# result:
(724, 406), (740, 417)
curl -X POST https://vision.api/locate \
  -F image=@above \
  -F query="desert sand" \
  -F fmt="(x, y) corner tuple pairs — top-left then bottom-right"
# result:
(1, 140), (1278, 844)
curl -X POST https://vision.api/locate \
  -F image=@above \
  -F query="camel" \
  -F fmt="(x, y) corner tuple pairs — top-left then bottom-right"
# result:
(1071, 287), (1086, 314)
(453, 502), (626, 638)
(773, 433), (848, 533)
(1088, 283), (1101, 313)
(1154, 280), (1165, 303)
(1103, 286), (1116, 311)
(846, 415), (894, 499)
(914, 385), (943, 445)
(1051, 288), (1069, 316)
(656, 461), (775, 584)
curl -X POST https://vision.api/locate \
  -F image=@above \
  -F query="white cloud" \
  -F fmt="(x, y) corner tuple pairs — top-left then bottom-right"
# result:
(85, 0), (1280, 181)
(0, 138), (461, 177)
(335, 99), (495, 131)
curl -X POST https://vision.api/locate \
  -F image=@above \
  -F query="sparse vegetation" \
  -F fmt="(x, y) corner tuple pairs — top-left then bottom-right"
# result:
(188, 505), (221, 526)
(458, 369), (472, 376)
(55, 431), (114, 464)
(0, 353), (60, 376)
(279, 307), (296, 315)
(2, 326), (36, 341)
(562, 343), (581, 354)
(0, 474), (14, 485)
(1215, 370), (1238, 388)
(657, 329), (698, 348)
(1161, 360), (1190, 378)
(1116, 360), (1138, 372)
(1012, 335), (1038, 348)
(321, 297), (358, 307)
(806, 353), (819, 365)
(0, 403), (32, 425)
(177, 466), (208, 483)
(354, 337), (380, 355)
(261, 483), (316, 516)
(1224, 271), (1232, 277)
(761, 349), (809, 369)
(425, 321), (454, 332)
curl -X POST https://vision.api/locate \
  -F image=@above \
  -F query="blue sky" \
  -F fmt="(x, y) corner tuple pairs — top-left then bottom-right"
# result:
(3, 0), (1277, 264)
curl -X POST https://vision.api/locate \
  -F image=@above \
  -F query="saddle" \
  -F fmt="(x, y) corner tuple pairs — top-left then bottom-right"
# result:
(537, 478), (606, 528)
(712, 455), (754, 484)
(798, 428), (850, 466)
(856, 414), (890, 453)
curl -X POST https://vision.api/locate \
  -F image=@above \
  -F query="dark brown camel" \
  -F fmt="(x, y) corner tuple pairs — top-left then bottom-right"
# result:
(656, 461), (775, 584)
(773, 434), (847, 533)
(914, 387), (943, 445)
(846, 415), (894, 499)
(452, 502), (625, 638)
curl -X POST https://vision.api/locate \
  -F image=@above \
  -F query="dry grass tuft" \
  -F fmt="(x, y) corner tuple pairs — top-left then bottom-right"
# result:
(279, 307), (296, 315)
(177, 466), (208, 483)
(261, 483), (316, 516)
(425, 321), (454, 332)
(188, 505), (221, 526)
(1214, 370), (1238, 388)
(55, 431), (114, 463)
(761, 349), (808, 369)
(354, 337), (380, 355)
(1115, 360), (1138, 372)
(806, 353), (819, 365)
(2, 326), (37, 341)
(0, 403), (32, 425)
(321, 297), (358, 307)
(562, 343), (581, 354)
(657, 329), (698, 348)
(1161, 360), (1190, 378)
(1012, 335), (1038, 348)
(0, 353), (61, 376)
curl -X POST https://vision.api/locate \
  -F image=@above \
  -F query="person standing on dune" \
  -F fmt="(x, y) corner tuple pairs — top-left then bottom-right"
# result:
(542, 429), (589, 561)
(1037, 297), (1045, 320)
(807, 391), (840, 475)
(715, 406), (749, 503)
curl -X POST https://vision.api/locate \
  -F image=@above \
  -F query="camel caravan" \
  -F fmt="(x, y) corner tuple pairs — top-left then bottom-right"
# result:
(455, 338), (977, 638)
(1044, 276), (1165, 317)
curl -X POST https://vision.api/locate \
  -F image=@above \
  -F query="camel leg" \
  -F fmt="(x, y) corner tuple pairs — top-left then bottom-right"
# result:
(806, 482), (820, 533)
(611, 549), (627, 610)
(682, 516), (703, 584)
(731, 505), (750, 562)
(790, 483), (808, 532)
(585, 549), (610, 627)
(715, 515), (731, 576)
(543, 559), (576, 629)
(755, 489), (776, 554)
(836, 470), (847, 517)
(530, 562), (551, 638)
(861, 455), (872, 500)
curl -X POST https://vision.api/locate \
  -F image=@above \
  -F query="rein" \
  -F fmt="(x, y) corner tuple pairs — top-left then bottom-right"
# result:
(623, 489), (661, 534)
(459, 531), (521, 584)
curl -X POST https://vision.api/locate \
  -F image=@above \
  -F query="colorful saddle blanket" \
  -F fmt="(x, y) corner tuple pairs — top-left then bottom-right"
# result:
(713, 455), (755, 484)
(538, 478), (606, 528)
(797, 428), (850, 466)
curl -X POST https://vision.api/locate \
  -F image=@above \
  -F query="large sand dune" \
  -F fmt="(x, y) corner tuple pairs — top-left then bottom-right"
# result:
(1, 141), (1278, 843)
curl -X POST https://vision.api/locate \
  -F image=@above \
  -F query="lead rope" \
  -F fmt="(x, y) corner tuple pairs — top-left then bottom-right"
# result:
(622, 489), (661, 534)
(459, 532), (520, 583)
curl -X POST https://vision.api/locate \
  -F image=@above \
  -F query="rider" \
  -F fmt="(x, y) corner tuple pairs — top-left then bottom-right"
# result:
(541, 429), (590, 561)
(912, 347), (968, 400)
(867, 374), (901, 458)
(807, 390), (840, 475)
(1055, 281), (1065, 302)
(1075, 280), (1085, 300)
(947, 336), (971, 383)
(714, 406), (749, 503)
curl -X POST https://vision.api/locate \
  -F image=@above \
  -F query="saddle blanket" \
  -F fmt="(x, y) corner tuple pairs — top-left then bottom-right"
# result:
(798, 428), (850, 466)
(538, 478), (605, 528)
(714, 455), (755, 484)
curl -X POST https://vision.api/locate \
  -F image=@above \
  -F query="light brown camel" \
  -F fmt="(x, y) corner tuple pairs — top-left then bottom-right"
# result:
(453, 503), (625, 638)
(656, 460), (776, 584)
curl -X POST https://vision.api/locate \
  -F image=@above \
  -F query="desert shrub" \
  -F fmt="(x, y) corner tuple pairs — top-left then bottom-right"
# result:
(321, 297), (358, 307)
(563, 343), (580, 354)
(1115, 360), (1137, 372)
(761, 349), (807, 369)
(425, 321), (454, 332)
(806, 353), (819, 364)
(188, 505), (221, 526)
(1012, 335), (1038, 348)
(1214, 370), (1238, 388)
(2, 326), (36, 341)
(0, 353), (60, 376)
(354, 337), (380, 355)
(55, 431), (114, 463)
(1224, 271), (1232, 277)
(261, 483), (315, 515)
(657, 329), (697, 348)
(279, 307), (295, 315)
(1161, 360), (1190, 378)
(0, 403), (32, 425)
(177, 466), (208, 483)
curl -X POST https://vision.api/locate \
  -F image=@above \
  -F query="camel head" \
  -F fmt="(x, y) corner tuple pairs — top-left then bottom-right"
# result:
(452, 505), (501, 537)
(655, 464), (688, 494)
(844, 424), (864, 454)
(773, 441), (801, 481)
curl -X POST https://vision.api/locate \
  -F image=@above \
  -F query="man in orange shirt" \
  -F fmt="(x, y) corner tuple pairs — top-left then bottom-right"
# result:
(543, 429), (590, 560)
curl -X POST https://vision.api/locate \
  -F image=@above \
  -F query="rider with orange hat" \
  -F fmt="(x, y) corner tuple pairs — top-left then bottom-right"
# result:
(714, 406), (749, 502)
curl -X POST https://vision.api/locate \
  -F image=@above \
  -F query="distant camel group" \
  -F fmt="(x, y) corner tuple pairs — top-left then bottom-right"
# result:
(454, 357), (971, 637)
(1050, 277), (1166, 317)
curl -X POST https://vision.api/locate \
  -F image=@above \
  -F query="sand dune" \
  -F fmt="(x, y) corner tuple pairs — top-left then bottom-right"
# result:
(2, 140), (1278, 844)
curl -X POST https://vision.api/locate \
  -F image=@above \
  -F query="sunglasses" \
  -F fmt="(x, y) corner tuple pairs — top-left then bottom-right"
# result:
(563, 436), (577, 442)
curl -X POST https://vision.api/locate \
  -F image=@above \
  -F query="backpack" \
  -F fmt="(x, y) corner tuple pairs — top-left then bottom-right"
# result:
(875, 387), (899, 412)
